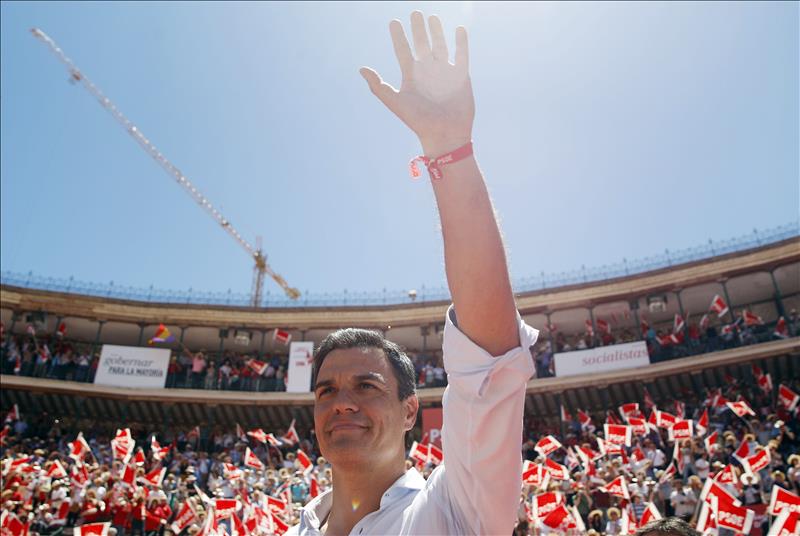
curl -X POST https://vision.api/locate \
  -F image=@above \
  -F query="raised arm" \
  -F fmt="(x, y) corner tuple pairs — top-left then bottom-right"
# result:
(361, 11), (518, 356)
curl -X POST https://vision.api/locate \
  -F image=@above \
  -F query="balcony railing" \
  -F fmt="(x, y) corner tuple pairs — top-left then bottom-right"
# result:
(1, 221), (797, 308)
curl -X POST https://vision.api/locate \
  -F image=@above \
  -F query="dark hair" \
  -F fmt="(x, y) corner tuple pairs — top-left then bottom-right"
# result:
(313, 328), (416, 401)
(634, 518), (701, 536)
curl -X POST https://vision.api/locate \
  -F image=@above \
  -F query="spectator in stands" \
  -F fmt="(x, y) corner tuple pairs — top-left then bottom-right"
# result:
(186, 349), (207, 389)
(203, 362), (216, 390)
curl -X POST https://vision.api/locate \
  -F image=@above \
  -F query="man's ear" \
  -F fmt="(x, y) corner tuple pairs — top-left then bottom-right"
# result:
(403, 395), (420, 432)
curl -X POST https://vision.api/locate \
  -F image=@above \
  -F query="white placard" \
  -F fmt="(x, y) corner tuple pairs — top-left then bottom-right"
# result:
(554, 341), (650, 378)
(95, 345), (170, 388)
(286, 341), (315, 393)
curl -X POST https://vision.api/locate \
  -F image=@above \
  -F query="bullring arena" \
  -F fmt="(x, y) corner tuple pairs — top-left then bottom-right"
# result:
(2, 226), (799, 535)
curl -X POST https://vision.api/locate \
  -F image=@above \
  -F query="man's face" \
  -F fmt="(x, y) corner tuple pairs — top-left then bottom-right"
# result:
(314, 347), (418, 469)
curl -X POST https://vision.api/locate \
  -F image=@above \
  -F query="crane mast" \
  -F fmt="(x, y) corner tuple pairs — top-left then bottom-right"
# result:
(30, 28), (300, 305)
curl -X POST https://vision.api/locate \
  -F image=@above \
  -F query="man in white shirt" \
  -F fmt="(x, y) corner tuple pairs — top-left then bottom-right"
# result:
(289, 10), (538, 536)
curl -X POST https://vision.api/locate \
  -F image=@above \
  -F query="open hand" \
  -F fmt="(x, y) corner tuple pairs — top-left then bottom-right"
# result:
(361, 11), (475, 157)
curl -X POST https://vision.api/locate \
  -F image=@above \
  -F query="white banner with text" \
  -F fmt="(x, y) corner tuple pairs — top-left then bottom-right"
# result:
(554, 341), (650, 377)
(95, 345), (170, 388)
(286, 341), (315, 393)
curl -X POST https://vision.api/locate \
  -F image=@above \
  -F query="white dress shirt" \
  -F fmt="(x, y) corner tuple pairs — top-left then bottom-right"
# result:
(289, 306), (539, 535)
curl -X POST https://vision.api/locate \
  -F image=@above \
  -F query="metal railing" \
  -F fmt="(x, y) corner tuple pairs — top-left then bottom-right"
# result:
(2, 221), (798, 308)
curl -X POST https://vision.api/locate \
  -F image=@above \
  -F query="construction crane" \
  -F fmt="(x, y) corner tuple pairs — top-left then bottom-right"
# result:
(30, 28), (300, 306)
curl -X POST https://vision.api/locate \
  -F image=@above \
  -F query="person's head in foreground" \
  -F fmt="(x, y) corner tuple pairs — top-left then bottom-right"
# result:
(634, 517), (701, 536)
(312, 328), (419, 473)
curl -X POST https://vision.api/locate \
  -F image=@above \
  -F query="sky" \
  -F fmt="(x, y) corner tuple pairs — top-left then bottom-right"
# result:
(1, 1), (798, 301)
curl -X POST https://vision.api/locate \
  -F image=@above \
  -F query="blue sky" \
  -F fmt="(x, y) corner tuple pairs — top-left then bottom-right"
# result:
(1, 1), (797, 299)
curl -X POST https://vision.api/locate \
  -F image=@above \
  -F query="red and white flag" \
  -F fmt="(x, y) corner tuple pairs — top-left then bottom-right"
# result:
(532, 491), (564, 519)
(560, 404), (572, 422)
(699, 313), (710, 331)
(247, 428), (282, 447)
(244, 447), (264, 470)
(231, 509), (247, 536)
(522, 460), (551, 489)
(630, 447), (646, 463)
(742, 448), (770, 475)
(696, 409), (709, 436)
(769, 486), (800, 516)
(564, 447), (581, 470)
(618, 403), (640, 421)
(733, 439), (752, 463)
(133, 449), (146, 466)
(541, 504), (572, 531)
(534, 435), (562, 457)
(141, 466), (166, 488)
(272, 329), (292, 346)
(408, 441), (429, 465)
(700, 478), (741, 507)
(309, 476), (319, 498)
(601, 475), (630, 500)
(270, 511), (289, 535)
(673, 314), (685, 334)
(713, 464), (738, 486)
(621, 506), (636, 535)
(170, 501), (198, 534)
(768, 509), (799, 536)
(727, 399), (756, 418)
(120, 463), (136, 489)
(296, 449), (313, 475)
(68, 432), (91, 461)
(223, 463), (243, 480)
(668, 419), (693, 442)
(266, 495), (288, 514)
(427, 444), (443, 465)
(596, 319), (610, 334)
(709, 295), (729, 317)
(214, 499), (239, 522)
(658, 462), (676, 484)
(544, 458), (570, 481)
(45, 459), (68, 479)
(704, 430), (720, 454)
(281, 419), (299, 445)
(606, 411), (622, 425)
(638, 502), (662, 526)
(74, 523), (110, 536)
(4, 404), (19, 423)
(757, 373), (773, 394)
(151, 438), (171, 461)
(742, 310), (764, 326)
(604, 424), (632, 447)
(247, 359), (269, 376)
(696, 501), (717, 533)
(778, 384), (800, 411)
(653, 410), (677, 429)
(711, 495), (753, 534)
(628, 417), (647, 437)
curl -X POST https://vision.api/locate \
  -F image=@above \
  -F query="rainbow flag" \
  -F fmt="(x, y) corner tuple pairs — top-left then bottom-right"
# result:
(148, 324), (174, 345)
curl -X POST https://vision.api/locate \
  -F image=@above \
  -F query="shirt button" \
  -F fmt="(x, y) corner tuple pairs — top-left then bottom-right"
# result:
(359, 529), (363, 534)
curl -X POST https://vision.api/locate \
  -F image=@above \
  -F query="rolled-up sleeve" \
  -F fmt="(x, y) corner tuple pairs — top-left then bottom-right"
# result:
(440, 305), (538, 535)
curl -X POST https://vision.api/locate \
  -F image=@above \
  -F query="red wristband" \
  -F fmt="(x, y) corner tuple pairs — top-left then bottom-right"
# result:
(409, 141), (473, 180)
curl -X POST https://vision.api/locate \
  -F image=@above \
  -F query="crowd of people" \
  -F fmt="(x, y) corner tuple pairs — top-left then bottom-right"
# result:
(531, 308), (797, 379)
(2, 370), (798, 535)
(2, 304), (797, 390)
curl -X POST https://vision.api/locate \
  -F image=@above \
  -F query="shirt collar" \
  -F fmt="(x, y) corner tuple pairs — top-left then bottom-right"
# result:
(298, 468), (426, 531)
